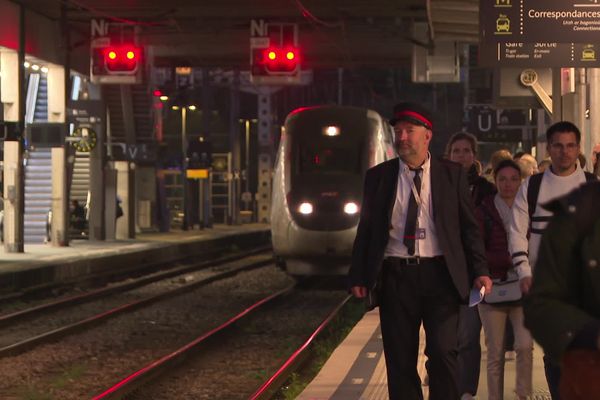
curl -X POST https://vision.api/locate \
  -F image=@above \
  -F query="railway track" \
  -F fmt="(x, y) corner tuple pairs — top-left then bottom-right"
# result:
(0, 261), (295, 400)
(92, 282), (351, 400)
(0, 250), (273, 358)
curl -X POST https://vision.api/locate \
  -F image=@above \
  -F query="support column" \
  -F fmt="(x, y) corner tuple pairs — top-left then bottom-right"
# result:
(104, 166), (117, 240)
(552, 68), (563, 123)
(199, 69), (213, 227)
(3, 141), (24, 252)
(257, 89), (273, 223)
(575, 68), (589, 166)
(115, 161), (135, 239)
(88, 108), (106, 241)
(536, 108), (548, 162)
(229, 70), (241, 224)
(51, 147), (68, 246)
(47, 64), (66, 123)
(1, 51), (20, 122)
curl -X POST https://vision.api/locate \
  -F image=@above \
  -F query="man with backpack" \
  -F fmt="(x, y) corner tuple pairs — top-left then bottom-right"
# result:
(508, 121), (597, 399)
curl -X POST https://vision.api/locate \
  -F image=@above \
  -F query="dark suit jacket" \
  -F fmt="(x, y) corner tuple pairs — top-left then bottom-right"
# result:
(348, 157), (489, 301)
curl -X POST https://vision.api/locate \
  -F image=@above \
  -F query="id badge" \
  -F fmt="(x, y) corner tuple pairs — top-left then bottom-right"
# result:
(416, 228), (426, 240)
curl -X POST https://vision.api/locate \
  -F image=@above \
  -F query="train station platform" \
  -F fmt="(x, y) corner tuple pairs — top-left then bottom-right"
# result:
(299, 309), (552, 400)
(0, 223), (270, 297)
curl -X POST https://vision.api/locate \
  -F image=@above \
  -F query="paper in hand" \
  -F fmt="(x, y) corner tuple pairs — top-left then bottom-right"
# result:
(468, 286), (486, 307)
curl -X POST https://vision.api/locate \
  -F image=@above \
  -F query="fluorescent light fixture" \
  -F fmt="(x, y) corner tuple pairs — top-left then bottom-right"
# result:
(188, 105), (197, 111)
(159, 95), (168, 101)
(172, 106), (180, 110)
(31, 64), (40, 71)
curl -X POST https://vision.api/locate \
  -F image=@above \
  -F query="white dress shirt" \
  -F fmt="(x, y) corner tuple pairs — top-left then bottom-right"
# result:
(384, 154), (443, 258)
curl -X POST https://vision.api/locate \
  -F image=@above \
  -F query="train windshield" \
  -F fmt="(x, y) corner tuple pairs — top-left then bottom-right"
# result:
(299, 144), (360, 174)
(287, 108), (373, 176)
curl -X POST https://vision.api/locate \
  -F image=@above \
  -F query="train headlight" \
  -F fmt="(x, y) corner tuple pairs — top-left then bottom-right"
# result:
(323, 125), (340, 137)
(344, 202), (359, 215)
(298, 202), (314, 215)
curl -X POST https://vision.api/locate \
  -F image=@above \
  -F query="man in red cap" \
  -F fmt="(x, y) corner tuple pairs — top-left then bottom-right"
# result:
(349, 102), (492, 400)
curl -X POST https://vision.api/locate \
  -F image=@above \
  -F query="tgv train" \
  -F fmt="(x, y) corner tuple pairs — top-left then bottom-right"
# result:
(271, 105), (397, 276)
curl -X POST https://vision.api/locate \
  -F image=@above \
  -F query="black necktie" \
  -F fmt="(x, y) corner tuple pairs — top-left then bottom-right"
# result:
(403, 168), (422, 256)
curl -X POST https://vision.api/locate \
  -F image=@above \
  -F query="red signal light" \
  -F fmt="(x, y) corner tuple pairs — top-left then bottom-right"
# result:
(286, 51), (295, 60)
(153, 90), (162, 97)
(267, 50), (277, 60)
(103, 46), (142, 73)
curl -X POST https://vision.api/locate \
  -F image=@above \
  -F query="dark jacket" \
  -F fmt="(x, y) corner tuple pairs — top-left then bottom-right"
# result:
(524, 181), (600, 363)
(468, 164), (497, 207)
(348, 157), (489, 301)
(475, 194), (512, 280)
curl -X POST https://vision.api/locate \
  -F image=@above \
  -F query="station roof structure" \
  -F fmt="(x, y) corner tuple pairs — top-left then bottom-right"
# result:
(16, 0), (478, 68)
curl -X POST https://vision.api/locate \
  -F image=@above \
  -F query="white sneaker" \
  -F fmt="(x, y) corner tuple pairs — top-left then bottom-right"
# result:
(460, 394), (475, 400)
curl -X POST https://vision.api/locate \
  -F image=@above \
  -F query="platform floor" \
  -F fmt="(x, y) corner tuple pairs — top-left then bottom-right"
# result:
(299, 309), (552, 400)
(0, 223), (268, 273)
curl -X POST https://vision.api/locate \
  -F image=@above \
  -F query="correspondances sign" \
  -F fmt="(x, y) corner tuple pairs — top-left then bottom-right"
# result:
(481, 0), (600, 43)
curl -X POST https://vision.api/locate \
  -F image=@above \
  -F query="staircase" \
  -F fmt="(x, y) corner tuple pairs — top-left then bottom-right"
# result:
(24, 148), (52, 243)
(33, 74), (48, 122)
(70, 151), (90, 206)
(131, 84), (153, 141)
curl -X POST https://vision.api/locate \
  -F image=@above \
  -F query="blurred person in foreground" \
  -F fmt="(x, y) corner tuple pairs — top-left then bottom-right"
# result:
(524, 181), (600, 400)
(348, 102), (492, 400)
(476, 159), (533, 400)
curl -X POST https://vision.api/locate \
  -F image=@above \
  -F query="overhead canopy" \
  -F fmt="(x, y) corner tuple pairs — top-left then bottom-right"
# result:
(17, 0), (443, 68)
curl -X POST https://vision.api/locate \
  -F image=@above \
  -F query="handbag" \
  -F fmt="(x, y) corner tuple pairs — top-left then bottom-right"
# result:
(484, 268), (522, 304)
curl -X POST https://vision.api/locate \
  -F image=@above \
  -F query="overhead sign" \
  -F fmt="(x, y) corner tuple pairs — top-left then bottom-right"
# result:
(466, 105), (525, 142)
(481, 0), (600, 43)
(108, 142), (157, 163)
(480, 42), (600, 66)
(466, 105), (497, 138)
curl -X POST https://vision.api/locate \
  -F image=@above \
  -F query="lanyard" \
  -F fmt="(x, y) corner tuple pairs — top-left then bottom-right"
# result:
(404, 167), (425, 257)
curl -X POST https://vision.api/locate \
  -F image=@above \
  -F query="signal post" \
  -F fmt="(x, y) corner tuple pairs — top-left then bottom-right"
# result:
(248, 20), (305, 223)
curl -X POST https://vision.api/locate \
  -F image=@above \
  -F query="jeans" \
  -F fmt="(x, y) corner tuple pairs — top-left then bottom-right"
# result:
(478, 303), (533, 400)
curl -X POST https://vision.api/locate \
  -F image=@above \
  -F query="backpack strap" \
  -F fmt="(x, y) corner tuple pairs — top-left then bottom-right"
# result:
(527, 172), (544, 223)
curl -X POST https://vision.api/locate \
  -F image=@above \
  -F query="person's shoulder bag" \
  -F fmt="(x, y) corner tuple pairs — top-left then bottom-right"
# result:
(484, 268), (522, 304)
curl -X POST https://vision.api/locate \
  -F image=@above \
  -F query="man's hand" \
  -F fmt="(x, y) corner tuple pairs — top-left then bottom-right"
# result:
(473, 276), (493, 295)
(520, 276), (533, 295)
(351, 286), (368, 298)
